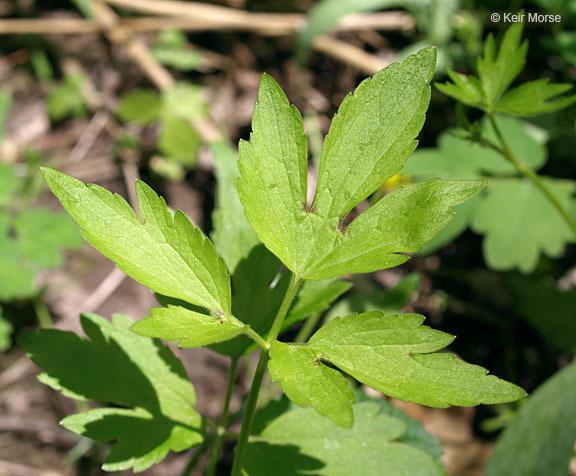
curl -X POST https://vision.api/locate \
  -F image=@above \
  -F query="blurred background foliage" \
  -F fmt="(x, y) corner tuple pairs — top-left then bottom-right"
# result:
(0, 0), (575, 474)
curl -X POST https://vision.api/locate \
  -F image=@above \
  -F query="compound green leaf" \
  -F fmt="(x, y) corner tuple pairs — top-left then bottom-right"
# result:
(477, 21), (527, 108)
(309, 312), (525, 406)
(238, 72), (309, 277)
(18, 313), (203, 472)
(471, 178), (576, 273)
(313, 48), (433, 220)
(304, 178), (482, 279)
(269, 341), (356, 427)
(269, 312), (525, 426)
(240, 49), (482, 280)
(131, 305), (246, 348)
(485, 360), (576, 476)
(210, 140), (352, 356)
(496, 79), (576, 117)
(437, 23), (529, 113)
(116, 89), (162, 125)
(43, 168), (231, 314)
(244, 402), (445, 476)
(212, 248), (351, 357)
(211, 140), (309, 357)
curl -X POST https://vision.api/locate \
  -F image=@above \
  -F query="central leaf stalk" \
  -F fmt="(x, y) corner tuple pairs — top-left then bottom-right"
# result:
(230, 273), (301, 475)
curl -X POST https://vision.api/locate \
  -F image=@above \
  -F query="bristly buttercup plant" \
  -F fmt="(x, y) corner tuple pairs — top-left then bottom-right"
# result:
(19, 47), (525, 475)
(425, 21), (576, 272)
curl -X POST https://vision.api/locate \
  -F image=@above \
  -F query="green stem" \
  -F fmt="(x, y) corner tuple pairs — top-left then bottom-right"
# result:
(295, 312), (321, 343)
(206, 357), (239, 476)
(487, 114), (576, 238)
(230, 274), (301, 476)
(266, 273), (301, 346)
(34, 291), (53, 328)
(230, 352), (269, 476)
(242, 326), (267, 350)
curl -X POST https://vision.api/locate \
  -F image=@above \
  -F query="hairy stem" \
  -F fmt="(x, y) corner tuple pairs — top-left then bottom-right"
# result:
(230, 274), (301, 476)
(206, 357), (239, 476)
(242, 326), (268, 350)
(487, 114), (576, 238)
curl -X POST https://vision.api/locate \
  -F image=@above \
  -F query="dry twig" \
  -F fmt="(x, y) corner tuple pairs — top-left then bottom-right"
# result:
(70, 266), (128, 318)
(0, 0), (410, 76)
(313, 35), (391, 75)
(0, 18), (100, 34)
(67, 111), (109, 163)
(0, 11), (413, 35)
(91, 0), (223, 142)
(104, 0), (413, 34)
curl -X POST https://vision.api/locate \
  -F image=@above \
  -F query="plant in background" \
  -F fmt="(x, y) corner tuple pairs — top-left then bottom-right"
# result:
(0, 162), (83, 303)
(398, 21), (576, 476)
(405, 21), (576, 272)
(0, 95), (83, 344)
(46, 72), (89, 122)
(116, 82), (208, 180)
(151, 29), (204, 72)
(295, 0), (483, 74)
(19, 48), (525, 475)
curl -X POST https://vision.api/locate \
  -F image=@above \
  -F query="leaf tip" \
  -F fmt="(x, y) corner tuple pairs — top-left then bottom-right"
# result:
(412, 46), (437, 81)
(259, 72), (281, 92)
(41, 166), (59, 184)
(134, 178), (151, 194)
(129, 318), (150, 337)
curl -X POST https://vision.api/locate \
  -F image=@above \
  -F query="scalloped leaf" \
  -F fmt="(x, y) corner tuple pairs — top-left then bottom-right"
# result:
(269, 312), (525, 426)
(18, 313), (203, 472)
